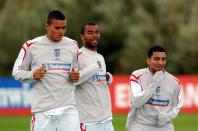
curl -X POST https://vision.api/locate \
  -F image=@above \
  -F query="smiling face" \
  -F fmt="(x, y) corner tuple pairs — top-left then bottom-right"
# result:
(147, 51), (166, 74)
(45, 19), (67, 42)
(80, 25), (100, 51)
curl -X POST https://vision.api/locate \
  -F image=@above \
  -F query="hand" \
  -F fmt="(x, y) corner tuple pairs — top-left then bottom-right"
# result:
(70, 68), (80, 82)
(106, 72), (113, 85)
(106, 73), (110, 81)
(153, 71), (164, 83)
(33, 65), (47, 80)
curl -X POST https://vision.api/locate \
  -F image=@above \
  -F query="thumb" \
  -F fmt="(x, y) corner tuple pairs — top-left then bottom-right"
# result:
(41, 65), (46, 70)
(72, 68), (75, 72)
(41, 65), (46, 69)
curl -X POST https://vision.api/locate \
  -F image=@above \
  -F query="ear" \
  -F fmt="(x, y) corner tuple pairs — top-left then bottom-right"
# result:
(45, 24), (49, 31)
(147, 57), (150, 66)
(80, 34), (84, 41)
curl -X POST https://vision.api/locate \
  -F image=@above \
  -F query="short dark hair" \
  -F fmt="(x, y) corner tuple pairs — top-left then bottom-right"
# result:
(81, 22), (96, 34)
(47, 10), (65, 25)
(148, 45), (166, 58)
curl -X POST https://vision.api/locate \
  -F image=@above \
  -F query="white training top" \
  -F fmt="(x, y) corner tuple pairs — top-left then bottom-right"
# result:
(126, 68), (183, 130)
(75, 47), (113, 123)
(12, 35), (79, 113)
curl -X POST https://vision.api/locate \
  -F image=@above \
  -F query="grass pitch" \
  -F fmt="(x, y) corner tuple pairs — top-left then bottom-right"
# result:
(0, 114), (197, 131)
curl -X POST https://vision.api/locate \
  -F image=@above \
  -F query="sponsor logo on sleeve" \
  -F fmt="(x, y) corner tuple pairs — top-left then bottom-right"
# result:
(92, 75), (107, 82)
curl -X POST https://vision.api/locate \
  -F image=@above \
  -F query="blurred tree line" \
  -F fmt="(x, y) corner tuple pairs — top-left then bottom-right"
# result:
(0, 0), (198, 76)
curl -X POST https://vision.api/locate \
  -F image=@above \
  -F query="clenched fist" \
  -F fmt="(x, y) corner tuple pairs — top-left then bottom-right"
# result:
(70, 68), (80, 82)
(153, 71), (164, 83)
(33, 65), (47, 80)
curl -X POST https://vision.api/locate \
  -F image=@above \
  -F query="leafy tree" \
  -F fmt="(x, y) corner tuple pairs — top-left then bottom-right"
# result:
(0, 0), (198, 76)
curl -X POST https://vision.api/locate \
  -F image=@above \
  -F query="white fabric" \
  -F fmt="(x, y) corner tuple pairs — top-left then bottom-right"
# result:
(31, 105), (80, 131)
(81, 119), (114, 131)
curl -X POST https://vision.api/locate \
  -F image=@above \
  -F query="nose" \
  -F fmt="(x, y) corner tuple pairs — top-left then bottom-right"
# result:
(59, 28), (66, 34)
(158, 59), (164, 65)
(93, 32), (100, 38)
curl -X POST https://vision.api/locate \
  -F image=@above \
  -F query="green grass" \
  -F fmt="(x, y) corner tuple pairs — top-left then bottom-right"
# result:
(0, 114), (198, 131)
(112, 113), (198, 131)
(0, 116), (31, 131)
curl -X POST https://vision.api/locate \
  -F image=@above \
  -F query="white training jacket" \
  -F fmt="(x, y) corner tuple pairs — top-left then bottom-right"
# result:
(126, 68), (183, 130)
(75, 47), (113, 123)
(12, 35), (79, 113)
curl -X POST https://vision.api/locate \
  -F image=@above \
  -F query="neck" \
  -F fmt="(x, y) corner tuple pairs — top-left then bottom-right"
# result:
(84, 45), (97, 51)
(149, 68), (155, 75)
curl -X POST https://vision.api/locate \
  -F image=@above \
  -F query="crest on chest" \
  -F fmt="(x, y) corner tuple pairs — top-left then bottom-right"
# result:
(97, 61), (103, 72)
(54, 48), (60, 60)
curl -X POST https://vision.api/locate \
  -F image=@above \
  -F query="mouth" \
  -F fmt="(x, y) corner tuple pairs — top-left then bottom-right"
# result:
(156, 66), (164, 70)
(58, 35), (63, 37)
(91, 39), (99, 44)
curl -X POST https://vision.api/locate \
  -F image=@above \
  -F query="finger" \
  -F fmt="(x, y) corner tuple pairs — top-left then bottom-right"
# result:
(71, 76), (79, 80)
(35, 72), (46, 75)
(41, 65), (46, 69)
(41, 65), (47, 72)
(71, 71), (79, 75)
(72, 68), (75, 72)
(71, 76), (79, 79)
(71, 78), (79, 82)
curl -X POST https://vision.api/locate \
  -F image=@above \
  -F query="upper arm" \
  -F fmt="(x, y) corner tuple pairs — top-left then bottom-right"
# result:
(130, 73), (143, 97)
(13, 44), (31, 75)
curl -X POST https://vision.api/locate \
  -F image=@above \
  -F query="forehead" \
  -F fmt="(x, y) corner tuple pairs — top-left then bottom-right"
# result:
(50, 19), (67, 26)
(151, 52), (166, 58)
(84, 25), (99, 31)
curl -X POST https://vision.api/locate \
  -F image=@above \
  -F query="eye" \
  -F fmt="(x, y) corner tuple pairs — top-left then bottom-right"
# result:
(55, 27), (60, 30)
(153, 57), (159, 60)
(87, 31), (93, 34)
(95, 30), (100, 34)
(162, 57), (166, 61)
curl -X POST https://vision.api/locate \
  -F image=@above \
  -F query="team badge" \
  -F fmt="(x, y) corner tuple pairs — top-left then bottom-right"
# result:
(97, 61), (103, 71)
(54, 48), (60, 60)
(155, 86), (160, 96)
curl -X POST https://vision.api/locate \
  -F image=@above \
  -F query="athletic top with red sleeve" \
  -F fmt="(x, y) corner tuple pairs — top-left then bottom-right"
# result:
(126, 68), (183, 129)
(12, 35), (79, 113)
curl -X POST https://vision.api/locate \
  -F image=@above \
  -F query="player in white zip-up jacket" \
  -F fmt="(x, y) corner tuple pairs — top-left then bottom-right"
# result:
(12, 10), (80, 131)
(71, 23), (114, 131)
(126, 45), (183, 131)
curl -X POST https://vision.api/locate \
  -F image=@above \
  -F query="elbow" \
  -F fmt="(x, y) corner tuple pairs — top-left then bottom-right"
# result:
(12, 71), (19, 81)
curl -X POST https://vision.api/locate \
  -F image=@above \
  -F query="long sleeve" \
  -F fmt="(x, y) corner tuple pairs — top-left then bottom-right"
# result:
(130, 81), (158, 108)
(158, 84), (183, 125)
(12, 44), (35, 82)
(74, 63), (99, 85)
(130, 71), (164, 108)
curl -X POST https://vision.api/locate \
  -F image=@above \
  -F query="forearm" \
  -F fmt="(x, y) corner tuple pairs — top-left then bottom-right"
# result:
(74, 64), (99, 85)
(158, 87), (183, 124)
(131, 81), (158, 108)
(12, 69), (35, 82)
(12, 46), (34, 83)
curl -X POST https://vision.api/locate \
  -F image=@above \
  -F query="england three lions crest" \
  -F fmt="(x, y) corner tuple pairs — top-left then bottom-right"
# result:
(54, 48), (60, 60)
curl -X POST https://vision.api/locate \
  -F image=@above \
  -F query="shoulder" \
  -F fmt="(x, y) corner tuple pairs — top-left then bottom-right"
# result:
(22, 36), (44, 51)
(78, 47), (86, 56)
(130, 68), (148, 80)
(164, 71), (181, 86)
(25, 36), (43, 47)
(131, 68), (148, 76)
(96, 53), (104, 60)
(62, 37), (79, 48)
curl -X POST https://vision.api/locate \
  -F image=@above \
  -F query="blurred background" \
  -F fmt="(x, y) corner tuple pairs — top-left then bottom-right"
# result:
(0, 0), (198, 131)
